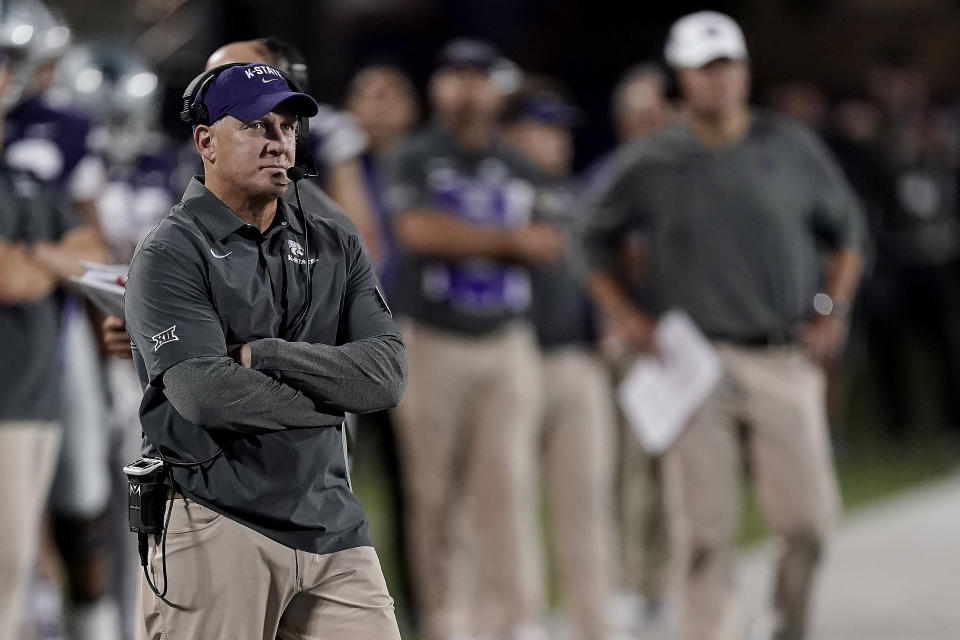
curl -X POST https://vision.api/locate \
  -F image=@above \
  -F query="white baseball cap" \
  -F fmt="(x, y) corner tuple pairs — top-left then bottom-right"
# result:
(664, 11), (748, 69)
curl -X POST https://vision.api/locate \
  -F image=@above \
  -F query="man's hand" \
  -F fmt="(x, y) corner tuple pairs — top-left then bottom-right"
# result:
(605, 304), (657, 352)
(102, 315), (133, 359)
(227, 343), (252, 368)
(508, 223), (567, 266)
(800, 315), (849, 365)
(586, 270), (656, 353)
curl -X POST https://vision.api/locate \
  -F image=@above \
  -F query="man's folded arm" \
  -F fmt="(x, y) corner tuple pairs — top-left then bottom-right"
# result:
(248, 331), (407, 414)
(162, 356), (346, 434)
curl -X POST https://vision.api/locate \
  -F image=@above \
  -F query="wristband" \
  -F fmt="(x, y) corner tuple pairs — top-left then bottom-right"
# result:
(813, 292), (851, 320)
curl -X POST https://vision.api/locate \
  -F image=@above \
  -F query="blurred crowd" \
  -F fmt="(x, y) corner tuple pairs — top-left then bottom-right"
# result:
(1, 2), (959, 640)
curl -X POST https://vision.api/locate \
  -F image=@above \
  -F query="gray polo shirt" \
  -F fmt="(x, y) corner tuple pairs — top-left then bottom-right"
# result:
(580, 110), (865, 342)
(382, 126), (543, 335)
(125, 177), (402, 554)
(285, 177), (360, 237)
(0, 167), (78, 422)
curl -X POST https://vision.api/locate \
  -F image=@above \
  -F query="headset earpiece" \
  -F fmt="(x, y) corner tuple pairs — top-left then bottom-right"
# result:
(294, 114), (318, 178)
(180, 63), (245, 126)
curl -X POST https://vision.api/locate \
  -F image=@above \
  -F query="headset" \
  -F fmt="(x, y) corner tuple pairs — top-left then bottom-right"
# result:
(179, 62), (319, 178)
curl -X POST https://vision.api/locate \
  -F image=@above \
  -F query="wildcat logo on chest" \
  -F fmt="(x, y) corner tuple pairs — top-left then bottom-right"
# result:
(286, 239), (317, 266)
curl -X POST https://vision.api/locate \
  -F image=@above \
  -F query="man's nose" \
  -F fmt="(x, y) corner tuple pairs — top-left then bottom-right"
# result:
(264, 127), (292, 154)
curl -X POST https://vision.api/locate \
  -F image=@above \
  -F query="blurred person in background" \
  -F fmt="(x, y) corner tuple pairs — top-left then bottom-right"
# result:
(206, 36), (384, 264)
(51, 42), (180, 640)
(51, 44), (180, 265)
(584, 61), (675, 636)
(580, 12), (865, 640)
(0, 41), (109, 640)
(611, 63), (676, 146)
(500, 79), (617, 640)
(344, 60), (420, 628)
(764, 81), (829, 134)
(857, 47), (960, 447)
(346, 61), (420, 299)
(0, 3), (119, 639)
(824, 98), (882, 203)
(382, 38), (565, 640)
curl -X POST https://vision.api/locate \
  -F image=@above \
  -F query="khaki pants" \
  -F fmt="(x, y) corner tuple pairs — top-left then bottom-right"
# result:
(664, 344), (840, 640)
(0, 422), (61, 640)
(611, 353), (671, 603)
(141, 499), (400, 640)
(540, 347), (617, 640)
(392, 319), (543, 638)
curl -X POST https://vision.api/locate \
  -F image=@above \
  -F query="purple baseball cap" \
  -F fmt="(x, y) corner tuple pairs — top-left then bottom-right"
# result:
(202, 63), (319, 124)
(503, 93), (583, 127)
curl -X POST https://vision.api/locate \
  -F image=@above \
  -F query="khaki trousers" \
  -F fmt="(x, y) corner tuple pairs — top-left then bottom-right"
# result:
(392, 319), (543, 638)
(141, 498), (400, 640)
(539, 347), (617, 640)
(611, 353), (671, 603)
(0, 422), (62, 640)
(664, 344), (840, 640)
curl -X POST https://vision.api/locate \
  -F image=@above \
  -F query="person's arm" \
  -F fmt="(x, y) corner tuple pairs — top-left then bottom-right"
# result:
(245, 332), (405, 414)
(0, 240), (58, 303)
(325, 158), (384, 265)
(801, 247), (863, 364)
(586, 270), (656, 350)
(161, 356), (345, 434)
(241, 232), (407, 413)
(577, 144), (654, 349)
(31, 224), (109, 280)
(822, 247), (863, 307)
(795, 124), (867, 364)
(0, 211), (108, 304)
(382, 134), (564, 266)
(393, 209), (565, 265)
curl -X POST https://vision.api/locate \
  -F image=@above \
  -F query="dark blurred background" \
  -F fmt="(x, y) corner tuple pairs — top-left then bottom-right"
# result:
(55, 0), (960, 169)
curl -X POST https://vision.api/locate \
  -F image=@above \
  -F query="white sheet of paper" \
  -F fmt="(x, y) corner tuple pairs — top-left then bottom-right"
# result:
(617, 309), (722, 455)
(69, 262), (128, 317)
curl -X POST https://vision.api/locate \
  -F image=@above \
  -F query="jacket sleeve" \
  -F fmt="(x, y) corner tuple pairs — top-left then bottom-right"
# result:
(162, 356), (345, 434)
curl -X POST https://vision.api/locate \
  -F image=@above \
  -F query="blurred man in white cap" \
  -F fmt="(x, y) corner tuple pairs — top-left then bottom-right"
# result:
(580, 11), (865, 640)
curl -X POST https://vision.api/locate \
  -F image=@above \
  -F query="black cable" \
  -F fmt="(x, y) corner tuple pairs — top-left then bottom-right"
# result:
(285, 167), (313, 339)
(155, 447), (223, 468)
(139, 487), (174, 605)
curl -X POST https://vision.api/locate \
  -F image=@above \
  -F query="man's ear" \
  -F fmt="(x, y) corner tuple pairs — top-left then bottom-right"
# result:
(194, 125), (215, 163)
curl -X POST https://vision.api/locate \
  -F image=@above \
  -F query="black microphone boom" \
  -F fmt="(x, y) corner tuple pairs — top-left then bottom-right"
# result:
(286, 166), (306, 181)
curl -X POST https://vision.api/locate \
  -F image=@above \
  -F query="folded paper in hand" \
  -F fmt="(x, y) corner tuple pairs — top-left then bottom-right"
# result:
(617, 310), (722, 455)
(69, 261), (127, 317)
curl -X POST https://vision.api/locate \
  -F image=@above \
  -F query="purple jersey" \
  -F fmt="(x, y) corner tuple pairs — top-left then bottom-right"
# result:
(91, 128), (180, 263)
(382, 126), (543, 334)
(4, 96), (106, 200)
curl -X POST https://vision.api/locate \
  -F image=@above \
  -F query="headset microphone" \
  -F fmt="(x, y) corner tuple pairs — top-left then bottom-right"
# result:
(286, 166), (306, 181)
